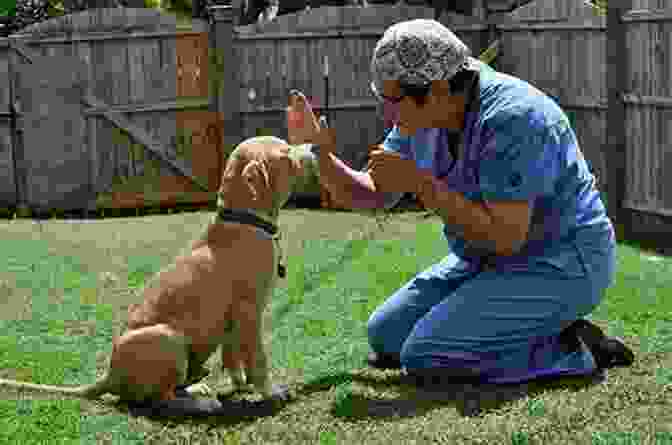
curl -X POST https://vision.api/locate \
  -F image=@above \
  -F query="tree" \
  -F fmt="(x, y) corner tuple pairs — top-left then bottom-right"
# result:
(585, 0), (606, 15)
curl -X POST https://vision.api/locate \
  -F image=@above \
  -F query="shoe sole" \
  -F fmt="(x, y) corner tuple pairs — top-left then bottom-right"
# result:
(367, 352), (402, 370)
(598, 336), (635, 368)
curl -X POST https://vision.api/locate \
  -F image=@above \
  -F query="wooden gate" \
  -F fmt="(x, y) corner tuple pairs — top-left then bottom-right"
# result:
(5, 8), (221, 214)
(11, 46), (92, 212)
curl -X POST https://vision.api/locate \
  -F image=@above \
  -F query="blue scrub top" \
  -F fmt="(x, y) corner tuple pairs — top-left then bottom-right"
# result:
(382, 58), (615, 279)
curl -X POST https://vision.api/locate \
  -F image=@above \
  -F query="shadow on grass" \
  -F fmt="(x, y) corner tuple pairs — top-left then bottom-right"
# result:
(114, 374), (372, 425)
(112, 394), (291, 427)
(301, 370), (607, 420)
(106, 368), (608, 425)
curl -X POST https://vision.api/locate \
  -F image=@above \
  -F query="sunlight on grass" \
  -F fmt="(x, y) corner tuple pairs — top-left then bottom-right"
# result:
(0, 212), (670, 444)
(595, 243), (672, 354)
(271, 219), (446, 384)
(0, 399), (82, 444)
(0, 335), (90, 384)
(0, 238), (125, 444)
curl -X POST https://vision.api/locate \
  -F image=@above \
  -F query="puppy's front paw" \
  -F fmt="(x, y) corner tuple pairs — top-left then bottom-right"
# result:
(184, 382), (213, 397)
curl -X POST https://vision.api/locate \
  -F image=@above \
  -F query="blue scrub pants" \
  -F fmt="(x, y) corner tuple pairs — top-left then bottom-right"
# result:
(367, 239), (616, 384)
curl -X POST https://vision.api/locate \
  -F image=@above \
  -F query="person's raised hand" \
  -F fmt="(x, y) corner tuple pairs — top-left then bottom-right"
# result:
(286, 90), (335, 151)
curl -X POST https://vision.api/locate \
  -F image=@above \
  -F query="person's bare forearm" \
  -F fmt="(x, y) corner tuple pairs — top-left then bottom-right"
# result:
(417, 176), (506, 256)
(318, 145), (389, 210)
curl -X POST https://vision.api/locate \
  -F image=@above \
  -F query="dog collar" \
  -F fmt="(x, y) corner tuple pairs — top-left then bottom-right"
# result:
(217, 208), (278, 236)
(216, 208), (286, 278)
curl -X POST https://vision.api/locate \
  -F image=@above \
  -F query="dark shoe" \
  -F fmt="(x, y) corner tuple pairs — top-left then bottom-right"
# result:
(563, 319), (635, 370)
(402, 367), (483, 387)
(367, 351), (402, 370)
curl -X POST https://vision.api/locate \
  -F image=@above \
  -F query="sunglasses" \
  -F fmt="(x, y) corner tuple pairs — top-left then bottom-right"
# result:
(370, 81), (432, 104)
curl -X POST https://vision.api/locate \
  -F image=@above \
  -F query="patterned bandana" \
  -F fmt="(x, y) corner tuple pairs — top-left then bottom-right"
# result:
(370, 19), (472, 95)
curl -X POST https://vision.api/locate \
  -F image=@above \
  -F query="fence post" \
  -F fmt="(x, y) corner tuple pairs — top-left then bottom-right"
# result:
(208, 4), (242, 160)
(484, 4), (503, 72)
(7, 39), (29, 216)
(606, 0), (630, 229)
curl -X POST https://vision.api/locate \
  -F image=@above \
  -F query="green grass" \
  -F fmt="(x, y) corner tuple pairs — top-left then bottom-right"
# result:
(0, 209), (670, 444)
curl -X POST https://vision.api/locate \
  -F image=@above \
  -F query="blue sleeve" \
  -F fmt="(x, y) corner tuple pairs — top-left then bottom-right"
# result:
(381, 126), (412, 159)
(478, 118), (561, 201)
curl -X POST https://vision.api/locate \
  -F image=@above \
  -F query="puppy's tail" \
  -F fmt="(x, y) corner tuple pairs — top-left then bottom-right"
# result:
(0, 374), (115, 399)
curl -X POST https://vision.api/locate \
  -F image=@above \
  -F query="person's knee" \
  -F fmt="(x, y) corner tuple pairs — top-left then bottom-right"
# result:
(366, 312), (385, 352)
(367, 308), (406, 355)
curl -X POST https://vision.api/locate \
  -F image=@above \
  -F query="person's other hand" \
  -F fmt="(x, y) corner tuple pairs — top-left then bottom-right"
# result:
(367, 148), (428, 194)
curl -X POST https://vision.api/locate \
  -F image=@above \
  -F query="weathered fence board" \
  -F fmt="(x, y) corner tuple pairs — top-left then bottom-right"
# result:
(13, 52), (91, 210)
(0, 8), (219, 212)
(621, 7), (672, 224)
(0, 41), (15, 208)
(631, 0), (672, 11)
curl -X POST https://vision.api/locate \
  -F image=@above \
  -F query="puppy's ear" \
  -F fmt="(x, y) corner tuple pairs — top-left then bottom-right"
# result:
(241, 160), (272, 206)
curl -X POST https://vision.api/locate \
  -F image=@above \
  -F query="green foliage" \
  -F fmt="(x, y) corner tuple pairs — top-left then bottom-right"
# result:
(0, 0), (16, 17)
(0, 0), (190, 20)
(584, 0), (607, 15)
(145, 0), (192, 17)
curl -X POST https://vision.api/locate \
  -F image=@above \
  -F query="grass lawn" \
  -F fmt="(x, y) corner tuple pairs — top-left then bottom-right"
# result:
(0, 208), (670, 444)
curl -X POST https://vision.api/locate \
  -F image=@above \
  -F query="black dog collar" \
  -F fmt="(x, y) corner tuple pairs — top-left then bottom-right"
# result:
(217, 208), (278, 236)
(216, 208), (286, 278)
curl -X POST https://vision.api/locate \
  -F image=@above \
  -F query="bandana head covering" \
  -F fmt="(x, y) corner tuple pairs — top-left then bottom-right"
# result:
(370, 19), (471, 97)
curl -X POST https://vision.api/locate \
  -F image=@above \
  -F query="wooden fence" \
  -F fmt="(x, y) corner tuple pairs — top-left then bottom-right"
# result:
(0, 9), (218, 213)
(618, 5), (672, 242)
(0, 0), (670, 242)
